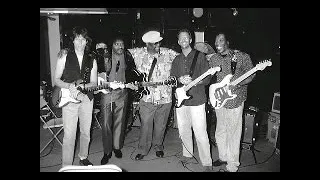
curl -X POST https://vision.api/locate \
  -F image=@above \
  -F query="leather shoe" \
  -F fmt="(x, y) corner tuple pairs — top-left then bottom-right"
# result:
(113, 149), (122, 158)
(135, 154), (145, 160)
(156, 151), (164, 158)
(101, 153), (112, 165)
(79, 158), (93, 166)
(213, 159), (227, 167)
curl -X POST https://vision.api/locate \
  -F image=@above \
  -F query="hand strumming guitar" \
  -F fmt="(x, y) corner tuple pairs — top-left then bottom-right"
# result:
(68, 83), (80, 99)
(228, 84), (241, 91)
(179, 75), (192, 85)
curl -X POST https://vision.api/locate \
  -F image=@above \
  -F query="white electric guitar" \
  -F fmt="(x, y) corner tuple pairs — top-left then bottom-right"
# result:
(52, 77), (135, 108)
(85, 77), (126, 94)
(175, 67), (221, 108)
(209, 60), (272, 109)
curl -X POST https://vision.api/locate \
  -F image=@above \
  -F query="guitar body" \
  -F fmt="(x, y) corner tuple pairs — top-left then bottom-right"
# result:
(209, 74), (237, 109)
(209, 60), (272, 109)
(174, 67), (221, 108)
(127, 68), (178, 101)
(51, 86), (81, 108)
(174, 66), (221, 108)
(59, 88), (81, 107)
(136, 72), (150, 96)
(174, 86), (191, 108)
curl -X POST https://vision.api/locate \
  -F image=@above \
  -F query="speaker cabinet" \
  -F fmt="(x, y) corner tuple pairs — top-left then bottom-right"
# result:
(267, 112), (280, 147)
(242, 110), (258, 144)
(276, 125), (280, 155)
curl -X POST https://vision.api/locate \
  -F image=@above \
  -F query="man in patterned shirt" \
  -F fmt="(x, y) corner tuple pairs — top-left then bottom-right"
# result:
(128, 30), (178, 160)
(208, 32), (255, 172)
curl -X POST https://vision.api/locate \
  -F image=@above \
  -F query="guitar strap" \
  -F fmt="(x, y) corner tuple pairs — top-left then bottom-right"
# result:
(148, 57), (157, 82)
(189, 50), (200, 78)
(231, 51), (237, 75)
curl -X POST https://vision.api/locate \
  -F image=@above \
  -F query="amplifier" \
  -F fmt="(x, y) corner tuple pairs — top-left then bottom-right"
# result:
(267, 112), (280, 147)
(276, 125), (280, 155)
(242, 111), (258, 144)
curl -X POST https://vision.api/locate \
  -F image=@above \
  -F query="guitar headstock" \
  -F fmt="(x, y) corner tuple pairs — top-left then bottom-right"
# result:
(208, 66), (221, 75)
(256, 59), (272, 71)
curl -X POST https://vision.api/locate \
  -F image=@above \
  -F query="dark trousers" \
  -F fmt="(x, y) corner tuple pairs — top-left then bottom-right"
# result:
(137, 100), (172, 155)
(100, 91), (128, 155)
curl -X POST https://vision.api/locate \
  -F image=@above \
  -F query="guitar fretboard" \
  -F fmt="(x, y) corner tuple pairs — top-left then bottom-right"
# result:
(184, 71), (211, 91)
(82, 84), (111, 92)
(137, 82), (165, 86)
(230, 60), (271, 86)
(230, 68), (257, 86)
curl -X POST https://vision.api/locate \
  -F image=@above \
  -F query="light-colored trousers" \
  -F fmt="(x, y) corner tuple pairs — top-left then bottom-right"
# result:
(176, 103), (212, 166)
(62, 95), (93, 167)
(215, 102), (244, 172)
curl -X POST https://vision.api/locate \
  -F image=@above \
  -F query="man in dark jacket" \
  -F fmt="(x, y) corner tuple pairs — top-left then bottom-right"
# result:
(99, 36), (138, 165)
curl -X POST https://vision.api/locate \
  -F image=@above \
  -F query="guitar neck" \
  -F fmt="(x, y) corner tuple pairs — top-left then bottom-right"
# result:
(83, 83), (110, 92)
(184, 71), (210, 91)
(230, 67), (257, 86)
(138, 82), (165, 86)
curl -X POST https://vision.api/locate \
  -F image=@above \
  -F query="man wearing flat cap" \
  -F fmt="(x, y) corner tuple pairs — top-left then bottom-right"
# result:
(128, 30), (178, 160)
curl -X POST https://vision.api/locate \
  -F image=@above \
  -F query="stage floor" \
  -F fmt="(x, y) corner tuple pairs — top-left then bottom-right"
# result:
(40, 117), (280, 172)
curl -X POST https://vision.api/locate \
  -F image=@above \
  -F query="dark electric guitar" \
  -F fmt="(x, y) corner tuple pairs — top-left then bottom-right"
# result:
(131, 69), (177, 100)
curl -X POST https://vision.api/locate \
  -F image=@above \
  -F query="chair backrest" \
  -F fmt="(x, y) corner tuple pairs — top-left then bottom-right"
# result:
(40, 95), (48, 109)
(43, 117), (63, 129)
(58, 164), (122, 172)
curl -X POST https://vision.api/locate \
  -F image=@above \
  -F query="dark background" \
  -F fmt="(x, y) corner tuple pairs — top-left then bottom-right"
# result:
(40, 8), (280, 112)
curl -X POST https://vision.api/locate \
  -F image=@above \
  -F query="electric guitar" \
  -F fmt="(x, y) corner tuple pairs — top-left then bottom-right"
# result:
(129, 69), (177, 100)
(51, 79), (83, 108)
(175, 66), (221, 108)
(81, 77), (136, 94)
(51, 78), (136, 108)
(51, 67), (94, 108)
(209, 60), (272, 109)
(135, 75), (177, 100)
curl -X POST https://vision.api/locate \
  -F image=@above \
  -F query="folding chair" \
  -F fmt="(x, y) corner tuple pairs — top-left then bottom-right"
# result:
(92, 87), (102, 130)
(40, 93), (64, 154)
(92, 108), (102, 129)
(58, 164), (122, 172)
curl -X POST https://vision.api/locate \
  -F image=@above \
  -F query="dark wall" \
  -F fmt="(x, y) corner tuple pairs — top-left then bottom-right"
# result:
(45, 8), (280, 111)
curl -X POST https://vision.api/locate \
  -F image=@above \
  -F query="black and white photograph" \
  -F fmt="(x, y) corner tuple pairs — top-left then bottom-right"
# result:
(40, 8), (280, 172)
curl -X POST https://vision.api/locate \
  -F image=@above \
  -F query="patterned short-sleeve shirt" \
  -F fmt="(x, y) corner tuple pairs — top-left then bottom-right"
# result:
(208, 50), (254, 109)
(128, 47), (179, 104)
